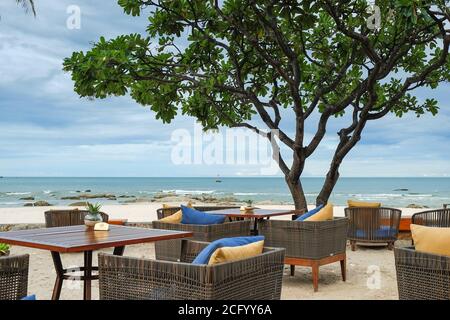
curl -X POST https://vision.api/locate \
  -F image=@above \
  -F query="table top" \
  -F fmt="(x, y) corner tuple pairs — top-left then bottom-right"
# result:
(0, 225), (193, 253)
(206, 208), (305, 219)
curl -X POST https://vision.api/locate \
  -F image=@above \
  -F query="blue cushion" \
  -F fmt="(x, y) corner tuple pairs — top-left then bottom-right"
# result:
(296, 205), (324, 221)
(192, 236), (265, 265)
(356, 226), (396, 239)
(181, 205), (226, 225)
(21, 294), (36, 300)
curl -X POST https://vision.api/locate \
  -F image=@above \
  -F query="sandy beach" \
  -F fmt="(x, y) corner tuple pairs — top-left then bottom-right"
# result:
(0, 203), (422, 300)
(9, 239), (409, 300)
(0, 203), (428, 225)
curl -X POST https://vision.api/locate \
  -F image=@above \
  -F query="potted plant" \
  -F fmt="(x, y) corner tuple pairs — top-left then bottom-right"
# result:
(0, 243), (10, 257)
(84, 202), (103, 228)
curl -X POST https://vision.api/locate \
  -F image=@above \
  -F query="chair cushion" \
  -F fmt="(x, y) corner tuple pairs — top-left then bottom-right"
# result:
(163, 201), (193, 209)
(411, 224), (450, 257)
(356, 226), (396, 238)
(296, 205), (324, 221)
(21, 295), (36, 300)
(159, 202), (193, 223)
(208, 240), (265, 265)
(192, 236), (265, 265)
(181, 205), (226, 225)
(347, 200), (381, 208)
(159, 210), (182, 223)
(304, 203), (333, 221)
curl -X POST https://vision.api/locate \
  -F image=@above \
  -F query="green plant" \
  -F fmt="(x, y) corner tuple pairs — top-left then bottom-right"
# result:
(85, 202), (102, 215)
(0, 243), (10, 255)
(246, 200), (253, 207)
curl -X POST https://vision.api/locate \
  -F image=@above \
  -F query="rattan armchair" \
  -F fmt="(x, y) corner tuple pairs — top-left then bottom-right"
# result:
(98, 240), (285, 300)
(0, 254), (29, 300)
(345, 207), (401, 251)
(258, 217), (348, 292)
(411, 209), (450, 227)
(152, 219), (252, 261)
(395, 246), (450, 300)
(45, 209), (109, 228)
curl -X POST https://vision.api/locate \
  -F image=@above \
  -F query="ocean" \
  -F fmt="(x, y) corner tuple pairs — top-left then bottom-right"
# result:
(0, 177), (449, 208)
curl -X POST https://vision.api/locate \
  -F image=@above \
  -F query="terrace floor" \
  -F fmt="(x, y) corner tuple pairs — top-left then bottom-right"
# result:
(10, 240), (411, 300)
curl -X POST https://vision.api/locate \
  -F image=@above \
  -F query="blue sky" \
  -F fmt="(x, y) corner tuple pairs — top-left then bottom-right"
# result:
(0, 1), (450, 178)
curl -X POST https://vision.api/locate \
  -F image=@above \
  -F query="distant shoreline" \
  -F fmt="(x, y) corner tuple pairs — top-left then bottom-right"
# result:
(1, 176), (450, 178)
(1, 177), (449, 208)
(0, 203), (435, 226)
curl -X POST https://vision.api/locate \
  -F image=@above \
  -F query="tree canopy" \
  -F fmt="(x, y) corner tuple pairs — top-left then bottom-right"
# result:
(64, 0), (450, 209)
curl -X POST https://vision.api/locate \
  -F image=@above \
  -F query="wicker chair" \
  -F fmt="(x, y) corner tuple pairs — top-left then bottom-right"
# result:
(98, 240), (285, 300)
(411, 209), (450, 227)
(0, 254), (29, 300)
(395, 246), (450, 300)
(45, 209), (109, 228)
(345, 207), (401, 251)
(152, 219), (252, 262)
(258, 217), (348, 292)
(156, 205), (239, 220)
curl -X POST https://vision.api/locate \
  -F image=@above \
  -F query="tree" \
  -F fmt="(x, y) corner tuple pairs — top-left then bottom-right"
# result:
(64, 0), (450, 211)
(15, 0), (36, 16)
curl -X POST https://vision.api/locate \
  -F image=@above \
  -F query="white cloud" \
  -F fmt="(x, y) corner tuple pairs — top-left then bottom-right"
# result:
(1, 1), (450, 177)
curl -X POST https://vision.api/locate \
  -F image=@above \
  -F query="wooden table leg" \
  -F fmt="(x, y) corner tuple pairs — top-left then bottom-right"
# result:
(51, 251), (64, 300)
(113, 246), (125, 256)
(251, 219), (259, 235)
(83, 251), (93, 300)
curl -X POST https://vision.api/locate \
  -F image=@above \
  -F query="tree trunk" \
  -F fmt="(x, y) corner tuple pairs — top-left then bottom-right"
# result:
(286, 176), (308, 217)
(316, 166), (340, 206)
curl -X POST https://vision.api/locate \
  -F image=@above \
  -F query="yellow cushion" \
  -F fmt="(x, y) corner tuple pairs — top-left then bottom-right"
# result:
(347, 200), (381, 208)
(305, 203), (333, 221)
(411, 224), (450, 257)
(162, 201), (193, 209)
(159, 209), (182, 223)
(208, 240), (265, 265)
(159, 202), (193, 223)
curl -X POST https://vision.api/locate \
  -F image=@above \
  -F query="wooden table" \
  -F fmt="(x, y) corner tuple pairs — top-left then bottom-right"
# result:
(0, 225), (193, 300)
(206, 208), (305, 235)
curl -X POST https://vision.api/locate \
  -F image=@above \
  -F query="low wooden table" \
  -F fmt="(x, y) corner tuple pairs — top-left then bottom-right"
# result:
(0, 225), (193, 300)
(206, 208), (305, 235)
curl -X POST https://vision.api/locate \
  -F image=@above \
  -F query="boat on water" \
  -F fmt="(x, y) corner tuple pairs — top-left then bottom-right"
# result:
(215, 174), (222, 183)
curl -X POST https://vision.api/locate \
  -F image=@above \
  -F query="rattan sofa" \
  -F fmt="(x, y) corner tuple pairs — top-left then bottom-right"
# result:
(98, 240), (285, 300)
(0, 254), (29, 300)
(45, 209), (109, 228)
(395, 246), (450, 300)
(258, 217), (348, 292)
(152, 219), (252, 261)
(411, 209), (450, 227)
(345, 207), (401, 251)
(153, 206), (250, 261)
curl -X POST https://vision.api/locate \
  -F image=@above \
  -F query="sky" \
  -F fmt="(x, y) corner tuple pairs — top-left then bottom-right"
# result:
(0, 1), (450, 178)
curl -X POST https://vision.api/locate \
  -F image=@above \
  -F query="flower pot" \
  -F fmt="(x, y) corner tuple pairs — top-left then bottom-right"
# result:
(244, 207), (255, 213)
(84, 212), (103, 228)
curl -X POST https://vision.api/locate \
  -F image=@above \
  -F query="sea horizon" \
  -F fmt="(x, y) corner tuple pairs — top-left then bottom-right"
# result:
(1, 176), (449, 208)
